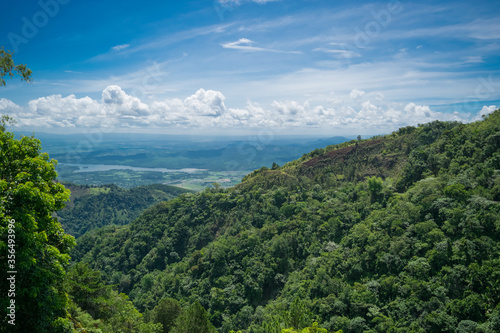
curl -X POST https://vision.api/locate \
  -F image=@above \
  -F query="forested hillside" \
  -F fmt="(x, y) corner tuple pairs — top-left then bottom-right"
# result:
(72, 111), (500, 332)
(56, 183), (192, 238)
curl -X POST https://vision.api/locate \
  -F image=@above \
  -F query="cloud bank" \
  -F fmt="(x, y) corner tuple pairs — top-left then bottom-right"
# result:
(0, 86), (495, 134)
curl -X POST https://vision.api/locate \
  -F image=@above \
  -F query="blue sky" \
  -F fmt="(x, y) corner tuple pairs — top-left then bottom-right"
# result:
(1, 0), (499, 135)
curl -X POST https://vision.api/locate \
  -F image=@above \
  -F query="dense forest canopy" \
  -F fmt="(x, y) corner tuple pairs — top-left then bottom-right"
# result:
(70, 111), (500, 332)
(56, 183), (192, 238)
(1, 107), (500, 332)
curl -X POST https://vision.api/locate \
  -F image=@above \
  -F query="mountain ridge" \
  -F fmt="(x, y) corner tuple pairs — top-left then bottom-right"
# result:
(72, 111), (500, 332)
(56, 182), (193, 238)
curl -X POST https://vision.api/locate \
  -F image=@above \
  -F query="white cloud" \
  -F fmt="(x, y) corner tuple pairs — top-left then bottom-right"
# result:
(221, 38), (300, 54)
(350, 89), (365, 99)
(404, 103), (432, 118)
(227, 107), (251, 120)
(184, 89), (226, 117)
(3, 85), (491, 134)
(272, 100), (308, 116)
(111, 44), (130, 51)
(27, 94), (101, 128)
(221, 38), (262, 51)
(479, 105), (497, 117)
(102, 85), (149, 117)
(313, 47), (361, 59)
(0, 98), (22, 113)
(221, 38), (279, 52)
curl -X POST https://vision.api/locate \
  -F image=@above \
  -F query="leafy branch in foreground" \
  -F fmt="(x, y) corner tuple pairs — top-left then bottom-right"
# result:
(0, 48), (32, 86)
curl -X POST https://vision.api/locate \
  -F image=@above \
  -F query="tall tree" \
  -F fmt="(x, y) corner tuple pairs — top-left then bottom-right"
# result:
(0, 119), (76, 331)
(1, 52), (74, 332)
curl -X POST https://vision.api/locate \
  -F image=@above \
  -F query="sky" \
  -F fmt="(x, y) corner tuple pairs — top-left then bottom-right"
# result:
(1, 0), (500, 136)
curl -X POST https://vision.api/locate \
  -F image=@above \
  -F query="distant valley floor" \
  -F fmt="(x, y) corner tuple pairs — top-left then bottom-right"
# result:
(56, 163), (251, 190)
(25, 133), (354, 190)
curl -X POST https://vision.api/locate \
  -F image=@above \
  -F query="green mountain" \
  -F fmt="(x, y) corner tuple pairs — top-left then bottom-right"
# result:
(56, 183), (193, 238)
(72, 111), (500, 332)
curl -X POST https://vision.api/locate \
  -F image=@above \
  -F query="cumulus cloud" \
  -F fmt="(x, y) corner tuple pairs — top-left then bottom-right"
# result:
(404, 103), (432, 118)
(1, 85), (489, 133)
(272, 100), (309, 116)
(227, 107), (251, 120)
(27, 94), (101, 128)
(184, 89), (226, 116)
(0, 98), (22, 113)
(350, 89), (365, 99)
(479, 105), (496, 117)
(102, 85), (149, 117)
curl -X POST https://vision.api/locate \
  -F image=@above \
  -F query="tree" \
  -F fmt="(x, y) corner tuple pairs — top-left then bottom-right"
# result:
(0, 48), (32, 86)
(284, 298), (313, 330)
(0, 122), (76, 331)
(1, 50), (75, 331)
(172, 301), (216, 333)
(151, 298), (182, 333)
(65, 262), (162, 332)
(367, 176), (383, 203)
(65, 262), (111, 318)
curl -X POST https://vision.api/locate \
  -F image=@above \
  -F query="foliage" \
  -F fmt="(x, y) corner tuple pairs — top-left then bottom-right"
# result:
(151, 297), (182, 333)
(65, 262), (162, 332)
(69, 110), (500, 332)
(0, 128), (75, 331)
(281, 322), (331, 333)
(0, 53), (160, 332)
(0, 48), (32, 86)
(0, 115), (16, 132)
(172, 301), (217, 333)
(56, 183), (192, 238)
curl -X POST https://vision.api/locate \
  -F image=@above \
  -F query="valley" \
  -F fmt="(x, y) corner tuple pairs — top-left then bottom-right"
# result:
(66, 113), (500, 332)
(24, 133), (352, 190)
